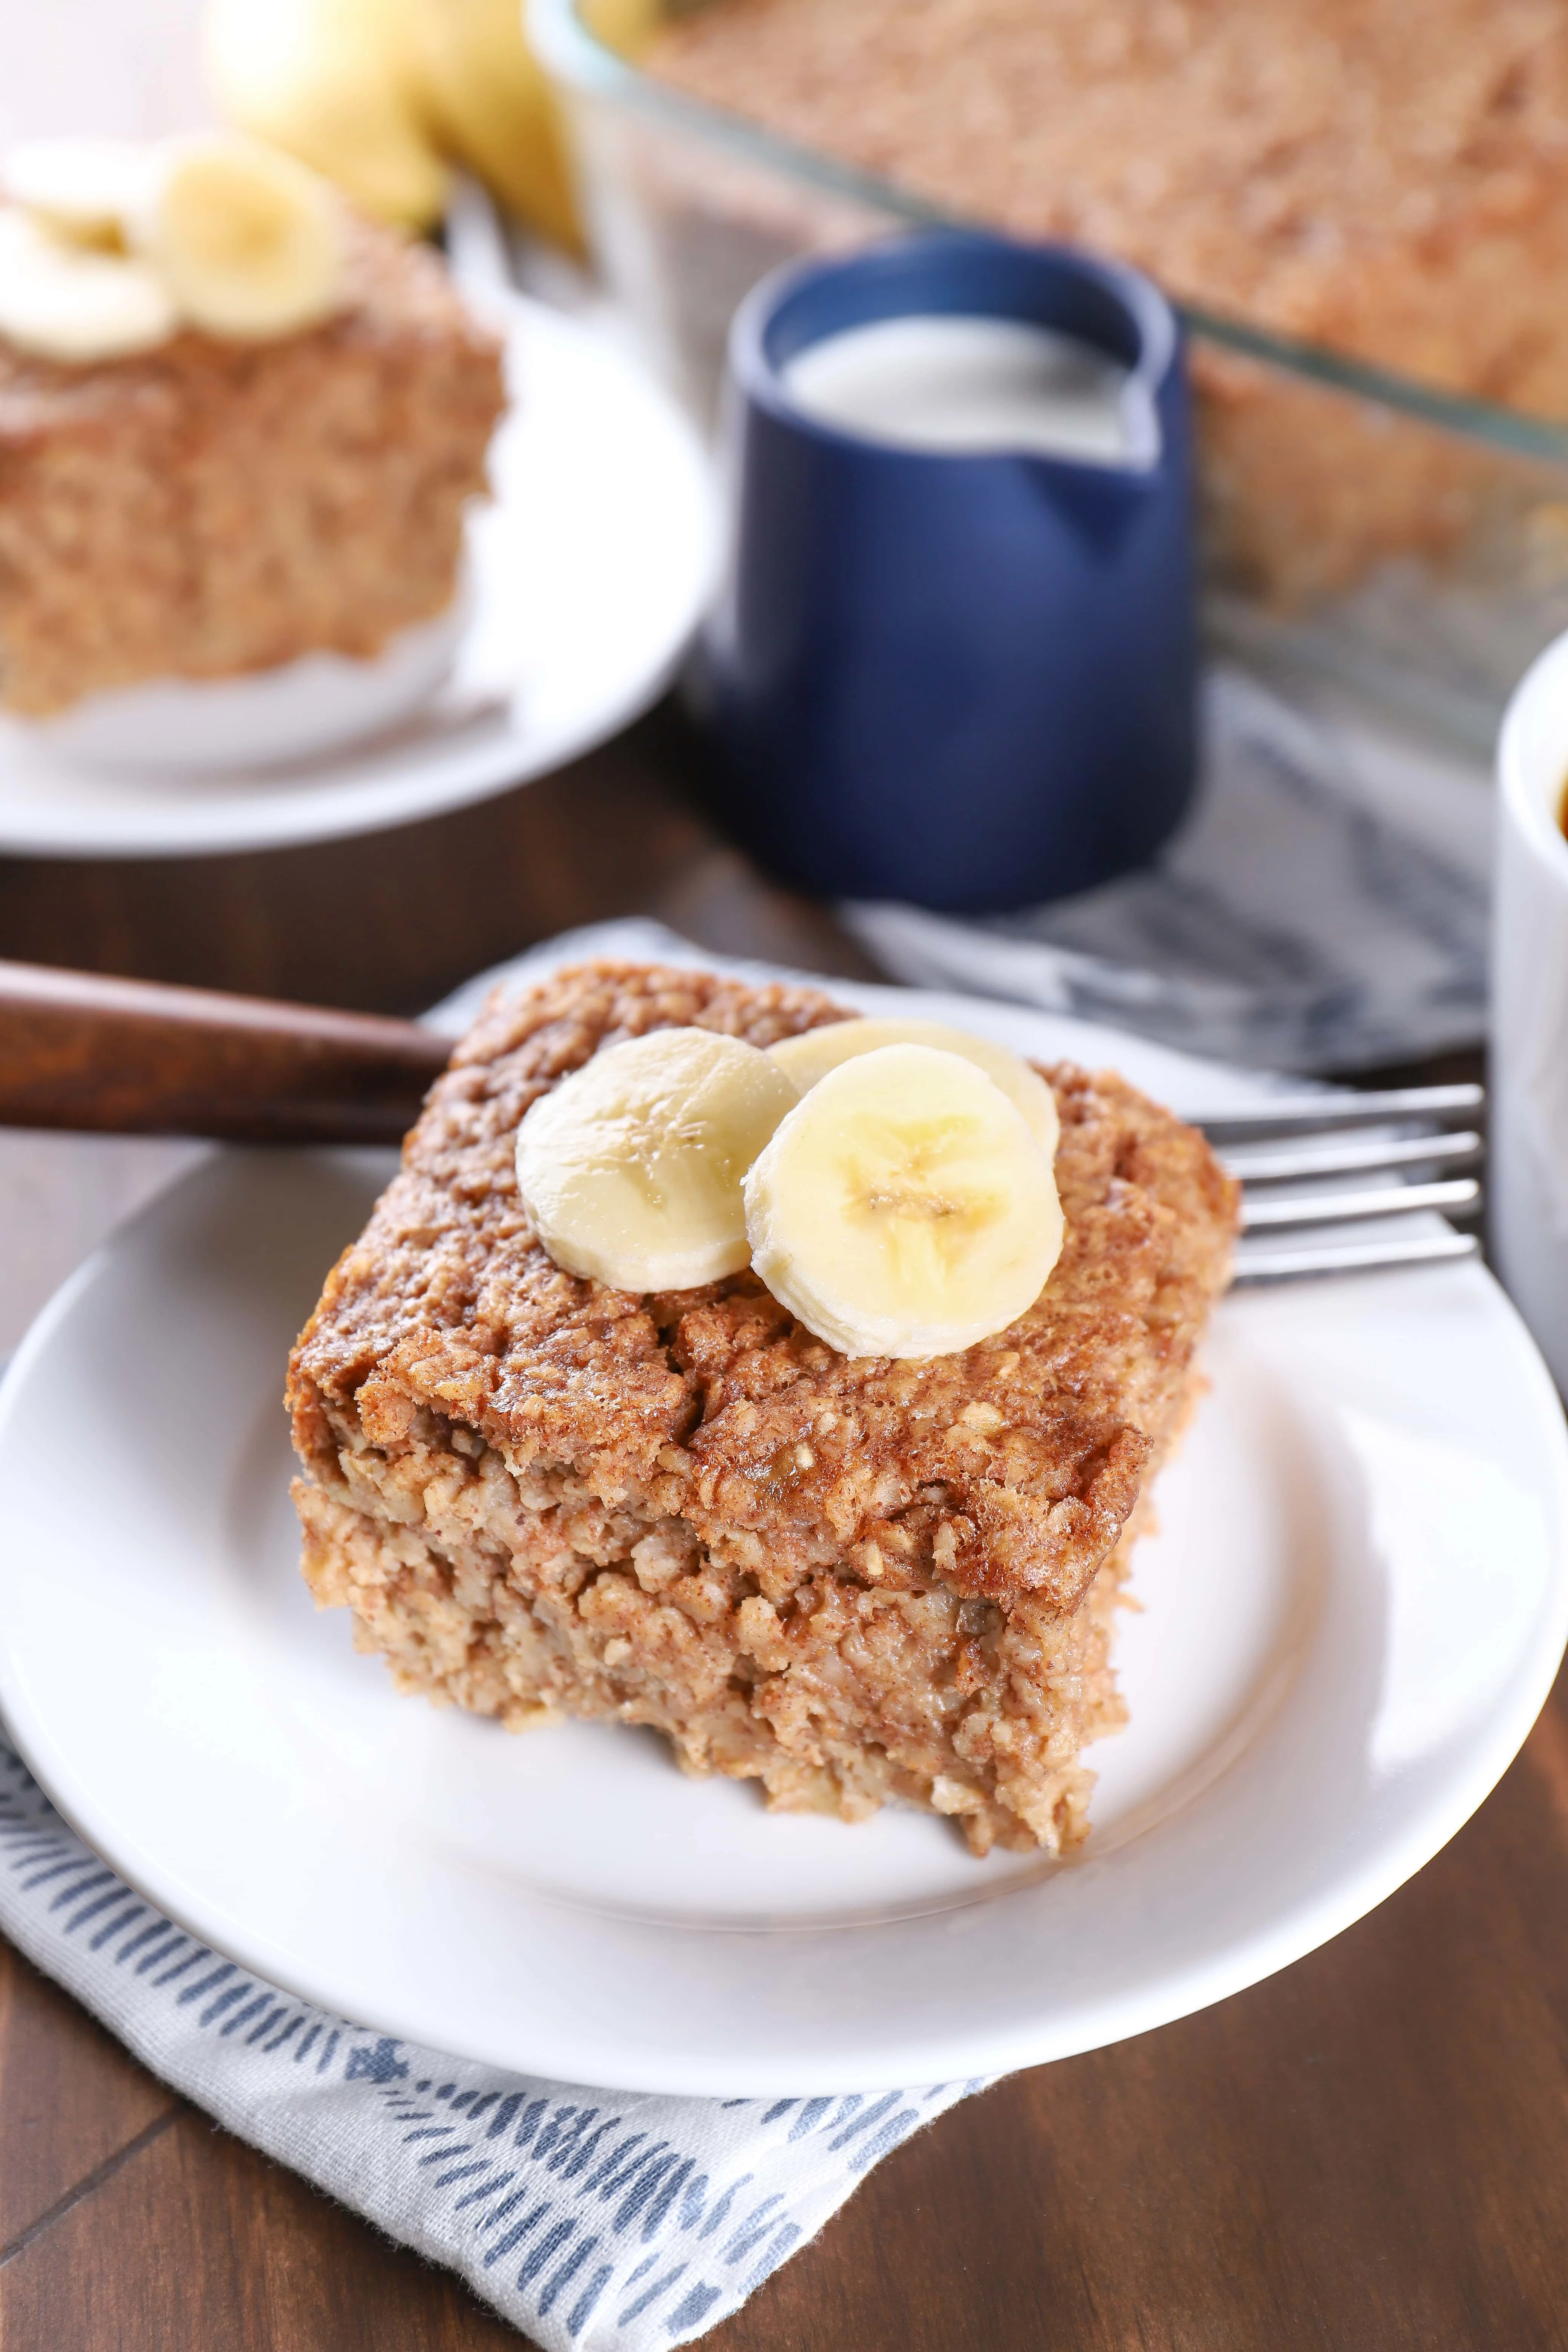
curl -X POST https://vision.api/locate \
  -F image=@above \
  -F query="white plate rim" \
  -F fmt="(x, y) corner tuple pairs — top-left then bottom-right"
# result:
(0, 963), (1563, 2095)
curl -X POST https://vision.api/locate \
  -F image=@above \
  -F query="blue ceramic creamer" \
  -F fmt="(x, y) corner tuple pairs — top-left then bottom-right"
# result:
(700, 232), (1197, 914)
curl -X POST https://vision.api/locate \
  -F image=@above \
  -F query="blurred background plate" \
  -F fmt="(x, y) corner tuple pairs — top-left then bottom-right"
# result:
(0, 294), (719, 858)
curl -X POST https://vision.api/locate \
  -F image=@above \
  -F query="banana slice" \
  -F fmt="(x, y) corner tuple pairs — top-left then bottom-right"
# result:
(0, 208), (176, 363)
(515, 1027), (800, 1292)
(769, 1017), (1059, 1158)
(0, 139), (150, 247)
(744, 1044), (1064, 1358)
(130, 132), (344, 341)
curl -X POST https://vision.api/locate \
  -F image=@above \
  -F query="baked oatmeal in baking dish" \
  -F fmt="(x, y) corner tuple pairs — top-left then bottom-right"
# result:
(287, 962), (1237, 1856)
(646, 0), (1568, 605)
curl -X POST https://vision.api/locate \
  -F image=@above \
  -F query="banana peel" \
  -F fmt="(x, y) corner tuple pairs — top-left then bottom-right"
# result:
(205, 0), (666, 250)
(581, 0), (665, 60)
(204, 0), (449, 231)
(409, 0), (582, 255)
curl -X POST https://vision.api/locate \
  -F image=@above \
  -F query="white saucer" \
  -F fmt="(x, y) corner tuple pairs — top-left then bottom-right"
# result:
(0, 298), (718, 857)
(0, 977), (1563, 2095)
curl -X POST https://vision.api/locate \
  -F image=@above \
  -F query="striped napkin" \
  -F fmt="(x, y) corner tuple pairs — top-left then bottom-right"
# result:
(0, 1734), (980, 2346)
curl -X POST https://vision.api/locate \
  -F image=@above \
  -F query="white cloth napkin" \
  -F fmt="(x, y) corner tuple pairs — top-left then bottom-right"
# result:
(845, 666), (1494, 1073)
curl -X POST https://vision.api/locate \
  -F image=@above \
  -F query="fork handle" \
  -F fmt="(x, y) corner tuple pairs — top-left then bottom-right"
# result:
(0, 960), (452, 1144)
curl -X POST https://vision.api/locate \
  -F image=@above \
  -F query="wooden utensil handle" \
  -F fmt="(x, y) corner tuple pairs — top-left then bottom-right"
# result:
(0, 960), (453, 1144)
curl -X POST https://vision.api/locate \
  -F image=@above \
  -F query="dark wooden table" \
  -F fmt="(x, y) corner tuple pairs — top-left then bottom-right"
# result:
(0, 707), (1562, 2351)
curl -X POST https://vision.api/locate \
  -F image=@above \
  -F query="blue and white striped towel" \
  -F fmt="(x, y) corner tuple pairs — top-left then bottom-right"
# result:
(0, 1734), (981, 2345)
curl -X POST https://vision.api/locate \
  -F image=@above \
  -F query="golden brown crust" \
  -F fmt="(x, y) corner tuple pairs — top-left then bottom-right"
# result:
(0, 217), (504, 715)
(289, 958), (1238, 1619)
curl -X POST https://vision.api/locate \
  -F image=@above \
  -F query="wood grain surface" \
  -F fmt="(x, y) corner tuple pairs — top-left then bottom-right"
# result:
(0, 703), (1559, 2352)
(0, 961), (450, 1143)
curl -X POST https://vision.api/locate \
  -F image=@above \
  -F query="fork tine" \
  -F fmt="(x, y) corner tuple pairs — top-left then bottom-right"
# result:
(1223, 1129), (1482, 1182)
(1197, 1083), (1483, 1136)
(1201, 1081), (1486, 1281)
(1241, 1176), (1481, 1230)
(1232, 1231), (1481, 1283)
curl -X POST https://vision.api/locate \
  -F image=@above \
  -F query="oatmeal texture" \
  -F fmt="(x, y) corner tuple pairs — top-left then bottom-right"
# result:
(0, 217), (504, 716)
(288, 960), (1238, 1855)
(650, 0), (1568, 601)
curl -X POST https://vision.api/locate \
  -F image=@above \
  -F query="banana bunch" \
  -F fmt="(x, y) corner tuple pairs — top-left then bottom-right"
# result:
(514, 1018), (1066, 1359)
(204, 0), (446, 231)
(409, 0), (580, 252)
(0, 131), (343, 363)
(203, 0), (659, 248)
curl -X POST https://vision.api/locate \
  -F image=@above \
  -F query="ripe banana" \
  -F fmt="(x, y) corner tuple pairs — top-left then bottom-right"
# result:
(204, 0), (448, 231)
(744, 1044), (1064, 1359)
(769, 1017), (1060, 1158)
(130, 133), (345, 341)
(0, 208), (177, 363)
(515, 1028), (800, 1292)
(0, 140), (150, 248)
(407, 0), (581, 254)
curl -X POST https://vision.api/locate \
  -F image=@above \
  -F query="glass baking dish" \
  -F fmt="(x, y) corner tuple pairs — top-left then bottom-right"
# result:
(533, 0), (1568, 761)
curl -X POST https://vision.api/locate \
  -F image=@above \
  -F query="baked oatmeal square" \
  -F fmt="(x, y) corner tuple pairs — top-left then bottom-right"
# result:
(287, 960), (1236, 1855)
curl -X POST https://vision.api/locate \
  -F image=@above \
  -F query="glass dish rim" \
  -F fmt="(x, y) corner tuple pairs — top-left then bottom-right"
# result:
(532, 0), (1568, 470)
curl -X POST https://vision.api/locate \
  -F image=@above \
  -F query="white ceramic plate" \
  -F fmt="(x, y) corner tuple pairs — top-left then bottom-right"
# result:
(0, 979), (1564, 2097)
(0, 298), (718, 857)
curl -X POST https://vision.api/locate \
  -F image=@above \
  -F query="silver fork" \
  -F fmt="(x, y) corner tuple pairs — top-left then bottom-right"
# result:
(1195, 1084), (1484, 1284)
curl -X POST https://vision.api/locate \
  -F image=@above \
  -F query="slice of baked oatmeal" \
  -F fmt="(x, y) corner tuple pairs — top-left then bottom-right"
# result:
(286, 960), (1238, 1855)
(0, 215), (503, 718)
